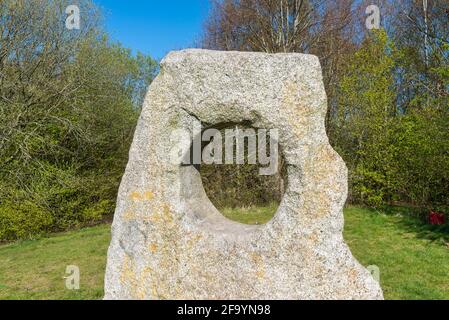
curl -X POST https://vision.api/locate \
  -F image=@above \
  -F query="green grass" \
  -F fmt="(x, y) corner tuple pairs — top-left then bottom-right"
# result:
(0, 225), (110, 300)
(344, 206), (449, 300)
(220, 202), (278, 225)
(0, 206), (448, 300)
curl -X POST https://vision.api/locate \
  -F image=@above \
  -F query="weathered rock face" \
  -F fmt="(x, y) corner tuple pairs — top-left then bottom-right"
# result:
(104, 49), (383, 300)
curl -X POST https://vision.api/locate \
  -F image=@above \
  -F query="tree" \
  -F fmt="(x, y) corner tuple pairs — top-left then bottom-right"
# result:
(334, 29), (398, 206)
(390, 0), (449, 111)
(0, 0), (158, 240)
(202, 0), (355, 54)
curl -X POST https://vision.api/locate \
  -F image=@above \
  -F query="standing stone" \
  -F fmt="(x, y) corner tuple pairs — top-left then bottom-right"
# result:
(104, 49), (383, 300)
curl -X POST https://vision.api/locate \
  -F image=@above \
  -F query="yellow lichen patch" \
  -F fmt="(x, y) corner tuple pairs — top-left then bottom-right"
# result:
(299, 144), (342, 218)
(120, 256), (137, 287)
(120, 256), (156, 299)
(251, 252), (262, 264)
(123, 211), (136, 221)
(135, 287), (147, 300)
(129, 190), (155, 202)
(152, 284), (159, 298)
(187, 234), (203, 248)
(144, 202), (176, 225)
(307, 231), (320, 244)
(134, 267), (155, 299)
(144, 191), (155, 200)
(348, 268), (359, 284)
(301, 193), (331, 219)
(149, 243), (158, 253)
(129, 191), (143, 201)
(148, 213), (163, 223)
(281, 81), (317, 139)
(251, 253), (266, 279)
(256, 269), (266, 279)
(162, 204), (174, 224)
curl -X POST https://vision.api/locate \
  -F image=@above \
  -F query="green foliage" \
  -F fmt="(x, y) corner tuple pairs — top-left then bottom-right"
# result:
(0, 201), (53, 241)
(333, 29), (449, 209)
(391, 109), (449, 206)
(200, 126), (284, 209)
(335, 30), (398, 206)
(201, 163), (283, 209)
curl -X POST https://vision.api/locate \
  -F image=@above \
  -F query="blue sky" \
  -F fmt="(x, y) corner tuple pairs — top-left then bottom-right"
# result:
(95, 1), (211, 60)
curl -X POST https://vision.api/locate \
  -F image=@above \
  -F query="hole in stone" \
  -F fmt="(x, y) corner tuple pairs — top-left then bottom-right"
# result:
(196, 123), (286, 225)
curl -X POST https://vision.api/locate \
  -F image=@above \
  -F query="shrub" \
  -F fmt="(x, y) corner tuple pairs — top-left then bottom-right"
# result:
(0, 202), (53, 241)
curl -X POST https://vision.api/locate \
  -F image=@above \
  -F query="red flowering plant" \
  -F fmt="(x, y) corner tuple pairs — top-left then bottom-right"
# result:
(428, 206), (447, 225)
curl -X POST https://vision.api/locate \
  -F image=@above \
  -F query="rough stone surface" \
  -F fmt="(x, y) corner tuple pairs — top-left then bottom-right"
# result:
(104, 49), (384, 300)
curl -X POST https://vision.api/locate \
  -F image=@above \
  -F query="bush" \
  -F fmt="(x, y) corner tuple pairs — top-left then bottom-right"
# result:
(0, 202), (53, 241)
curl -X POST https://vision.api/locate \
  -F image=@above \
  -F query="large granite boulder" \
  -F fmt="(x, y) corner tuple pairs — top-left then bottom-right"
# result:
(104, 49), (383, 300)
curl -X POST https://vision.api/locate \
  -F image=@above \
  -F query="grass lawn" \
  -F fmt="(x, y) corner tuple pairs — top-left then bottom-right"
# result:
(220, 202), (279, 225)
(0, 206), (448, 300)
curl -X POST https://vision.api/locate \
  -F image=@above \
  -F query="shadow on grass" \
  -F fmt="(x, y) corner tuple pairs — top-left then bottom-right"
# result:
(367, 205), (449, 244)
